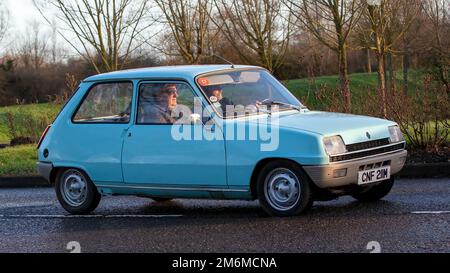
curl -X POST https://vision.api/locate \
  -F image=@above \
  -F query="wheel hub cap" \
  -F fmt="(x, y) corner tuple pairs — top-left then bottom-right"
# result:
(61, 171), (88, 207)
(265, 168), (301, 211)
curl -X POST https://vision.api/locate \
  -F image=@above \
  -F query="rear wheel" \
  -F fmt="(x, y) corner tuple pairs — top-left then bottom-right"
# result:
(55, 168), (101, 214)
(351, 178), (395, 202)
(257, 160), (313, 217)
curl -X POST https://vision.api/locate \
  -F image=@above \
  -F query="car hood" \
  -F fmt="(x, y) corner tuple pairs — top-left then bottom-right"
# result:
(251, 110), (396, 144)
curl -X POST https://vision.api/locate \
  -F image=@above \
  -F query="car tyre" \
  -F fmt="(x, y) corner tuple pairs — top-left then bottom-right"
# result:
(351, 178), (394, 202)
(55, 168), (101, 214)
(257, 160), (314, 217)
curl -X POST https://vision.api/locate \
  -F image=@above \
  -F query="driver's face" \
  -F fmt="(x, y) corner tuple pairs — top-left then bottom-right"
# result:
(157, 84), (178, 110)
(168, 91), (178, 109)
(159, 91), (177, 110)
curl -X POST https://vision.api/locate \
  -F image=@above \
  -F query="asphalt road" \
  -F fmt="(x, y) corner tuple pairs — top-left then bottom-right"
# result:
(0, 178), (449, 253)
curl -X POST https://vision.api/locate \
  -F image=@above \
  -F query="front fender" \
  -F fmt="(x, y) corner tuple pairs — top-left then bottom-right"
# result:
(225, 124), (327, 188)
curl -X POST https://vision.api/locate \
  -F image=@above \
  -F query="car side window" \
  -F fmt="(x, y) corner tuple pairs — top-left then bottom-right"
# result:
(137, 82), (196, 124)
(73, 82), (133, 123)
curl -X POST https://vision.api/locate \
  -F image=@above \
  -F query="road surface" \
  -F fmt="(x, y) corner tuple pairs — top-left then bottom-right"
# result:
(0, 178), (448, 253)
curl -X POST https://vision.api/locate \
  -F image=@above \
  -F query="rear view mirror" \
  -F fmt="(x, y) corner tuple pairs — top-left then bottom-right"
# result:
(239, 71), (261, 83)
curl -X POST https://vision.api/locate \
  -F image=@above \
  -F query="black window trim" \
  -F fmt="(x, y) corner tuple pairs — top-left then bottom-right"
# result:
(71, 80), (134, 125)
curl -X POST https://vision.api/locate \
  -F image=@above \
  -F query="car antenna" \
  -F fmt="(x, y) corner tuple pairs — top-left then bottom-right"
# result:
(210, 53), (235, 69)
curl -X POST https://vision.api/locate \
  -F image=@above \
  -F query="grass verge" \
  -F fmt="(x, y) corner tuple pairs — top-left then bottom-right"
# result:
(0, 103), (61, 143)
(0, 145), (38, 176)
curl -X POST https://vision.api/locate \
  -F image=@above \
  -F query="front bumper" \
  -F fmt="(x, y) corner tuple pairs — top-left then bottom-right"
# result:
(303, 150), (407, 188)
(37, 162), (53, 182)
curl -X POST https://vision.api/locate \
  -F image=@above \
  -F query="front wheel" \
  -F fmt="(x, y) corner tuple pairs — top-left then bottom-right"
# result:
(351, 178), (394, 202)
(257, 160), (314, 217)
(55, 169), (101, 214)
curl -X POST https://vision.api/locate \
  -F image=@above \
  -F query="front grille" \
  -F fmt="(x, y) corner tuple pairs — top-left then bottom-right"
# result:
(346, 138), (390, 152)
(359, 160), (391, 171)
(330, 143), (405, 163)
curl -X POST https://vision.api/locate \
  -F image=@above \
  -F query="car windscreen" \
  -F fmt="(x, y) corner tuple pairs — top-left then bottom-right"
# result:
(196, 69), (304, 118)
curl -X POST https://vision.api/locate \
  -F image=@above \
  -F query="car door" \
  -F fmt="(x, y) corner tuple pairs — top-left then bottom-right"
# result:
(65, 81), (134, 184)
(121, 80), (227, 187)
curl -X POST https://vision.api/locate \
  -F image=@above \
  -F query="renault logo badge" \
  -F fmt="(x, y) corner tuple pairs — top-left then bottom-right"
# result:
(366, 132), (371, 139)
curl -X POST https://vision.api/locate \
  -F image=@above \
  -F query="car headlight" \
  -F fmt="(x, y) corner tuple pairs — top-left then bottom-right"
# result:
(388, 125), (404, 143)
(323, 135), (347, 155)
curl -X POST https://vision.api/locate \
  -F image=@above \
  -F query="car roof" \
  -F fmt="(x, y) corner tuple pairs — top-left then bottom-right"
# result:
(83, 65), (262, 82)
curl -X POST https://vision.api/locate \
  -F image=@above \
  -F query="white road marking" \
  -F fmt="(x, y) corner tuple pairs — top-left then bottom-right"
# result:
(0, 202), (54, 208)
(411, 211), (450, 214)
(0, 214), (183, 218)
(105, 215), (183, 218)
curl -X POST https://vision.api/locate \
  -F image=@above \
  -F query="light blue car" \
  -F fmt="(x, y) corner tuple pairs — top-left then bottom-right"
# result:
(37, 65), (407, 217)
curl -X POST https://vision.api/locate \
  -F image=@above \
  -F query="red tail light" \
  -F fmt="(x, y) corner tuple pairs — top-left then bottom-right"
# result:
(37, 125), (51, 149)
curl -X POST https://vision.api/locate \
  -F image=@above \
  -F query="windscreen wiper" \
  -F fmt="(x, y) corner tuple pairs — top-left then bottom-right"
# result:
(257, 99), (306, 112)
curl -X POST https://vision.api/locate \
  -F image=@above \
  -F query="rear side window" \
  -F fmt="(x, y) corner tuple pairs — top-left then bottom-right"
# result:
(73, 82), (133, 123)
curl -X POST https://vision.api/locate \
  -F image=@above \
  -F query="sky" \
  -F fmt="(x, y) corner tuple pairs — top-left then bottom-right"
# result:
(2, 0), (163, 58)
(7, 0), (47, 33)
(0, 0), (61, 55)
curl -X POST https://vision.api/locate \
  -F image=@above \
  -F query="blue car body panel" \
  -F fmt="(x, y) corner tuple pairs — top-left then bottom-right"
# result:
(37, 65), (403, 200)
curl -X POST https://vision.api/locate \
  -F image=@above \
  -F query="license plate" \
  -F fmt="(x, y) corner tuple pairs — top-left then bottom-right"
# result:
(358, 166), (391, 185)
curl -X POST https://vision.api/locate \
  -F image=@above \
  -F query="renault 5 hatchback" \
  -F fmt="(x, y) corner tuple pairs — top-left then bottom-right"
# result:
(37, 65), (407, 217)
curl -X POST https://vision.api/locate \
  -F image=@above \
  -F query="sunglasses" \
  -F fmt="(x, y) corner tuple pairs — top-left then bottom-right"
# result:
(167, 90), (178, 96)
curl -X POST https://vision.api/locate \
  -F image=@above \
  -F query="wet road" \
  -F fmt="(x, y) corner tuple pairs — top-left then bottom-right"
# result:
(0, 178), (449, 253)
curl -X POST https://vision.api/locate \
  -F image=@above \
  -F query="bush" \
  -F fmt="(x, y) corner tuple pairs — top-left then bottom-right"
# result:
(386, 77), (449, 152)
(307, 75), (449, 153)
(3, 107), (51, 143)
(0, 144), (37, 176)
(10, 136), (35, 146)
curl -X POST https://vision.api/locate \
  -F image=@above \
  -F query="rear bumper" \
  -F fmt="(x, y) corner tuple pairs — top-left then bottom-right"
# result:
(303, 150), (407, 189)
(37, 162), (53, 182)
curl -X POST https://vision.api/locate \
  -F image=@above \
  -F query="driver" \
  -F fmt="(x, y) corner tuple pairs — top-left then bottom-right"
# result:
(139, 83), (180, 124)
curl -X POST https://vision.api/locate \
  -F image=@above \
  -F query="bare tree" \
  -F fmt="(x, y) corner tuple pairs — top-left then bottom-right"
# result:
(397, 0), (427, 94)
(422, 0), (450, 93)
(361, 0), (420, 117)
(14, 21), (50, 70)
(49, 18), (67, 64)
(34, 0), (156, 73)
(211, 0), (292, 72)
(285, 0), (363, 113)
(0, 2), (9, 102)
(0, 1), (9, 46)
(154, 0), (216, 64)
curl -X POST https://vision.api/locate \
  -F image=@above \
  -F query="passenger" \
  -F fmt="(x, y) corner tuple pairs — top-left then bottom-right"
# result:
(139, 83), (180, 124)
(204, 85), (234, 117)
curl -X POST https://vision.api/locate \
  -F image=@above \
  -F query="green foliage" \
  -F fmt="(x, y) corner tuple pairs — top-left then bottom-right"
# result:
(284, 70), (425, 110)
(0, 103), (61, 143)
(0, 59), (14, 71)
(0, 145), (37, 176)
